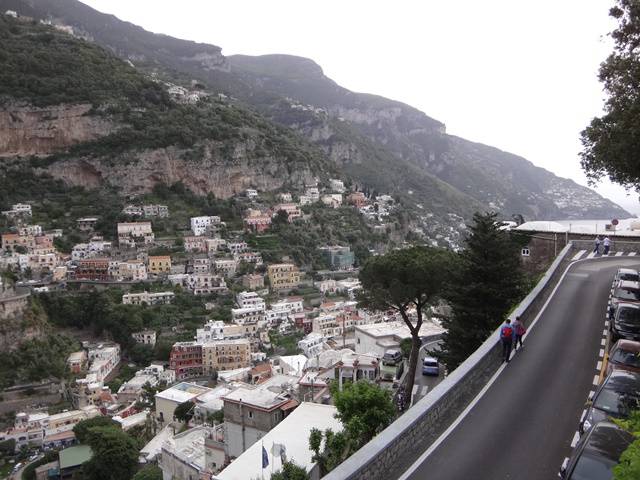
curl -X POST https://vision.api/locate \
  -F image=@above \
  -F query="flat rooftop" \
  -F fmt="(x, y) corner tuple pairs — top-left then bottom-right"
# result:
(155, 382), (212, 403)
(223, 387), (288, 410)
(218, 403), (341, 480)
(355, 320), (444, 339)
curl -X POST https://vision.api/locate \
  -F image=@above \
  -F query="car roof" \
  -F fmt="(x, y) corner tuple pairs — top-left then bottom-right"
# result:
(617, 280), (640, 290)
(582, 421), (634, 463)
(612, 339), (640, 353)
(423, 356), (438, 362)
(618, 268), (638, 275)
(602, 370), (640, 392)
(616, 302), (640, 311)
(384, 349), (400, 355)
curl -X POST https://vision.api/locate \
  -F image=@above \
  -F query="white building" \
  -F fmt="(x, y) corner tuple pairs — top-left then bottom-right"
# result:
(329, 179), (345, 193)
(155, 382), (213, 425)
(228, 242), (248, 255)
(122, 291), (174, 305)
(131, 330), (157, 346)
(191, 216), (221, 236)
(231, 307), (265, 326)
(196, 319), (225, 343)
(218, 403), (342, 480)
(354, 320), (445, 357)
(214, 259), (237, 277)
(86, 343), (120, 382)
(246, 189), (258, 199)
(298, 332), (327, 357)
(236, 291), (266, 310)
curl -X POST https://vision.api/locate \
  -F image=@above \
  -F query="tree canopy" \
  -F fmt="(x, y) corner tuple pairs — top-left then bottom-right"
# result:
(309, 380), (395, 475)
(614, 410), (640, 480)
(581, 1), (640, 189)
(174, 401), (195, 424)
(81, 425), (140, 480)
(131, 465), (163, 480)
(271, 462), (310, 480)
(358, 245), (455, 398)
(438, 212), (525, 369)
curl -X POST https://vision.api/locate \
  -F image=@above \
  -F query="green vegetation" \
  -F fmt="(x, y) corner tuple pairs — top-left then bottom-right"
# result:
(0, 15), (169, 108)
(438, 212), (526, 370)
(131, 465), (163, 480)
(271, 462), (309, 480)
(269, 330), (304, 355)
(173, 401), (195, 424)
(0, 332), (80, 388)
(253, 205), (385, 268)
(358, 246), (456, 399)
(309, 381), (395, 475)
(581, 1), (640, 189)
(614, 410), (640, 479)
(81, 426), (140, 480)
(37, 289), (221, 357)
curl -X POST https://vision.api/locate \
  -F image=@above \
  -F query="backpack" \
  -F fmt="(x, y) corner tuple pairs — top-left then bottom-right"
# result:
(501, 326), (513, 339)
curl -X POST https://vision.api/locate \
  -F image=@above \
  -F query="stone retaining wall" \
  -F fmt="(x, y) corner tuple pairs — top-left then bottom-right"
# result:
(323, 243), (574, 480)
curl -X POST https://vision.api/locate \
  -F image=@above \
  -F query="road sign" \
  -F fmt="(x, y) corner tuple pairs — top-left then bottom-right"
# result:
(612, 218), (619, 225)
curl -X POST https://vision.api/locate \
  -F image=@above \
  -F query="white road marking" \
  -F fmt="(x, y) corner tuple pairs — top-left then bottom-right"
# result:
(599, 349), (605, 358)
(572, 250), (587, 261)
(605, 321), (610, 328)
(615, 252), (623, 257)
(398, 259), (597, 480)
(589, 390), (595, 400)
(630, 252), (637, 256)
(601, 338), (606, 346)
(586, 251), (597, 259)
(602, 329), (608, 336)
(596, 361), (602, 371)
(570, 431), (580, 448)
(593, 375), (600, 385)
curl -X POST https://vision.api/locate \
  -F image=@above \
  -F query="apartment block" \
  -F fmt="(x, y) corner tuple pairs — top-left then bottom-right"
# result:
(267, 263), (301, 292)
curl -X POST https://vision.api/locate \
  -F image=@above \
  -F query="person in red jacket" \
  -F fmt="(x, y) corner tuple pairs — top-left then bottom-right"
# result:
(500, 318), (515, 363)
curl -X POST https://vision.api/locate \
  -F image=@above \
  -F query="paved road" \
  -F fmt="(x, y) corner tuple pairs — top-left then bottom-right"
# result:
(412, 342), (444, 404)
(402, 257), (636, 480)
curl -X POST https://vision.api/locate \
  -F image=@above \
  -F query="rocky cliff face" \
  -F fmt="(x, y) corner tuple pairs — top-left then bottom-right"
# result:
(0, 103), (115, 157)
(47, 138), (316, 198)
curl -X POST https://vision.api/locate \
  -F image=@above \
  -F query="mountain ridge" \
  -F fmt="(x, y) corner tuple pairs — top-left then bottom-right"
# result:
(0, 0), (631, 223)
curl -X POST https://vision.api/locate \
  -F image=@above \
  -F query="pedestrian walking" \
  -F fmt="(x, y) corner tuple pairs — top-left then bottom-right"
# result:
(603, 236), (611, 255)
(593, 236), (601, 254)
(512, 316), (526, 350)
(500, 318), (515, 363)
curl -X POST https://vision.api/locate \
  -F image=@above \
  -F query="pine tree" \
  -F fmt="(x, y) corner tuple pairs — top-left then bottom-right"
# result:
(438, 212), (525, 370)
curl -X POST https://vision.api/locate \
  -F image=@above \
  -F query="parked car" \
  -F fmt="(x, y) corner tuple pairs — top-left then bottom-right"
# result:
(560, 421), (634, 479)
(382, 349), (403, 366)
(609, 280), (640, 317)
(422, 356), (440, 376)
(606, 339), (640, 375)
(611, 303), (640, 342)
(614, 268), (640, 283)
(579, 370), (640, 434)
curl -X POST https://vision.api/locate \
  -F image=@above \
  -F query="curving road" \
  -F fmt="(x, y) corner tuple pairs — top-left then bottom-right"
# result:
(401, 257), (637, 480)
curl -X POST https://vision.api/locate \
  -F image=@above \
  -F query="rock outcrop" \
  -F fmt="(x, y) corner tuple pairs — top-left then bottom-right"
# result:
(0, 103), (115, 157)
(47, 139), (316, 198)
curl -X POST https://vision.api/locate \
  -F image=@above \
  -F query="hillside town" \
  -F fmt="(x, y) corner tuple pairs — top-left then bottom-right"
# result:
(0, 179), (446, 478)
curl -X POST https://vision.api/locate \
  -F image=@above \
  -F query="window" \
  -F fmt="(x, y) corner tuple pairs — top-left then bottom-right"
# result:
(521, 247), (530, 257)
(248, 411), (253, 419)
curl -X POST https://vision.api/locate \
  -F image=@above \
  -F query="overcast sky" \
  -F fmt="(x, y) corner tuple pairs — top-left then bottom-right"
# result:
(81, 0), (640, 216)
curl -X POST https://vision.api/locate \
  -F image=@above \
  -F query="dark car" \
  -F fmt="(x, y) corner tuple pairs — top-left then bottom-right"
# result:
(606, 339), (640, 375)
(382, 349), (403, 366)
(609, 280), (640, 317)
(560, 421), (634, 479)
(579, 370), (640, 434)
(611, 303), (640, 342)
(614, 268), (640, 283)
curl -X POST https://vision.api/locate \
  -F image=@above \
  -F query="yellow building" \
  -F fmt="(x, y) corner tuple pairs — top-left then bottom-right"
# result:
(267, 263), (301, 292)
(202, 339), (251, 375)
(148, 255), (172, 275)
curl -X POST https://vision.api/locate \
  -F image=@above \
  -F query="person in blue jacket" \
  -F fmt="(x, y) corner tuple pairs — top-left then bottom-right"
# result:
(500, 318), (516, 363)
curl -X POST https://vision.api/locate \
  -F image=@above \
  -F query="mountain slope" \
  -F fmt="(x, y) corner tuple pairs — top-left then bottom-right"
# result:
(0, 15), (327, 198)
(0, 0), (630, 222)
